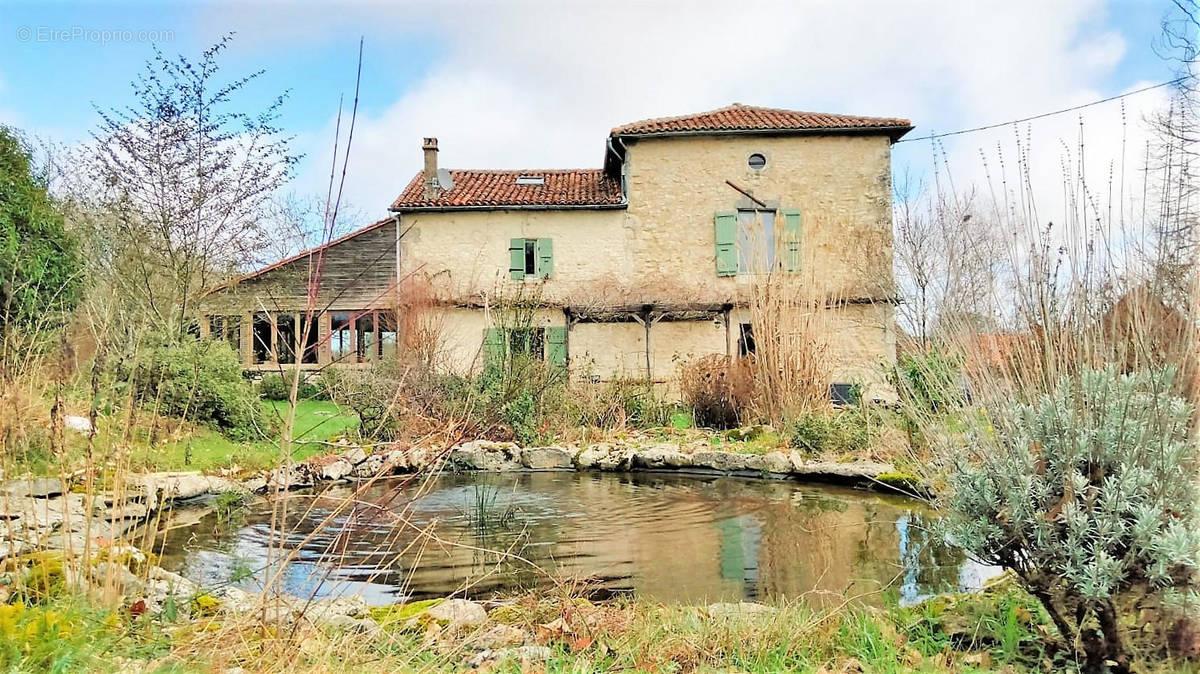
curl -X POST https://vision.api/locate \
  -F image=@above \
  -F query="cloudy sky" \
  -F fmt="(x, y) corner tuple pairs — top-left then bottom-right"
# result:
(0, 0), (1186, 227)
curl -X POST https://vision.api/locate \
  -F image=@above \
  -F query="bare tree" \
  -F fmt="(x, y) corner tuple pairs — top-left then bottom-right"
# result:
(1150, 0), (1200, 300)
(87, 34), (298, 336)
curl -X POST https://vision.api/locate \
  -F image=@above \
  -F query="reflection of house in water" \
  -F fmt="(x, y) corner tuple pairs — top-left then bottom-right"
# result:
(717, 515), (762, 593)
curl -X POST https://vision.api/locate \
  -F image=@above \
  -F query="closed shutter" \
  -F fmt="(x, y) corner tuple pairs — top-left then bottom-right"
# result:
(483, 327), (506, 366)
(536, 238), (554, 278)
(782, 209), (802, 273)
(546, 325), (567, 368)
(714, 211), (738, 277)
(509, 239), (526, 279)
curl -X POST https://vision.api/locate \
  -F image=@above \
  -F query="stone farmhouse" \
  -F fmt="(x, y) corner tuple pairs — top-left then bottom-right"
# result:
(199, 104), (912, 400)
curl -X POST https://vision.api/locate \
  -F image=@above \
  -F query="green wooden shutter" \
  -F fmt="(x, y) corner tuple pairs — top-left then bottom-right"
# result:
(536, 238), (554, 278)
(782, 208), (802, 273)
(483, 327), (506, 366)
(546, 326), (567, 368)
(509, 239), (526, 279)
(714, 211), (738, 277)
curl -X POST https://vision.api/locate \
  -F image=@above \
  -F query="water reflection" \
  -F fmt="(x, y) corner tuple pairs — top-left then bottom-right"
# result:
(152, 472), (995, 606)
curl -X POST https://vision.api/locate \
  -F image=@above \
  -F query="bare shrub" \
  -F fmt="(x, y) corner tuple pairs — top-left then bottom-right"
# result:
(679, 354), (753, 428)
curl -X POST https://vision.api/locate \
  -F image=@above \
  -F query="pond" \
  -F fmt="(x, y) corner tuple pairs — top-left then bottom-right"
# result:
(152, 471), (996, 607)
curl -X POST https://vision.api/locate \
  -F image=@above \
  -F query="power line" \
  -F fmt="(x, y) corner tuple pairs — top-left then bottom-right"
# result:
(895, 75), (1193, 144)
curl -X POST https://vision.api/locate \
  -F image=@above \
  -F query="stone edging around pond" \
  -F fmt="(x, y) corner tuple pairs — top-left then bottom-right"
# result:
(253, 439), (921, 496)
(0, 440), (920, 559)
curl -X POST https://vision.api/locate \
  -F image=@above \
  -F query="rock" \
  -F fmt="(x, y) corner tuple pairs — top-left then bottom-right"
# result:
(299, 594), (370, 621)
(706, 601), (778, 617)
(744, 451), (792, 474)
(264, 466), (312, 492)
(317, 458), (354, 481)
(632, 447), (693, 469)
(790, 460), (894, 480)
(471, 623), (527, 649)
(134, 472), (243, 510)
(351, 452), (386, 478)
(574, 444), (610, 469)
(450, 441), (521, 471)
(341, 446), (368, 466)
(317, 613), (383, 638)
(2, 478), (64, 499)
(380, 448), (411, 473)
(64, 415), (93, 433)
(520, 447), (574, 470)
(92, 562), (141, 596)
(691, 451), (748, 472)
(469, 646), (553, 668)
(242, 477), (268, 493)
(426, 598), (488, 628)
(597, 446), (633, 471)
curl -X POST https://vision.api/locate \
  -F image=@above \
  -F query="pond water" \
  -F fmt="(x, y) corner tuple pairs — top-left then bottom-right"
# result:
(153, 472), (996, 606)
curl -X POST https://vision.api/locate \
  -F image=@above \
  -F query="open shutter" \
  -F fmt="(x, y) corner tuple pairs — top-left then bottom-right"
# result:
(546, 326), (567, 368)
(483, 327), (506, 367)
(536, 238), (554, 278)
(782, 208), (802, 273)
(714, 211), (738, 277)
(509, 239), (526, 280)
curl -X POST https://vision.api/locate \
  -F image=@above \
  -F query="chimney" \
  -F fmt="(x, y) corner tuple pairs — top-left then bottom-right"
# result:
(422, 137), (440, 199)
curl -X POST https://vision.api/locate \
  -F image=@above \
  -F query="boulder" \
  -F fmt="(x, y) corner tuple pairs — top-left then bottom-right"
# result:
(744, 451), (792, 474)
(134, 472), (244, 509)
(64, 415), (94, 433)
(426, 598), (488, 628)
(469, 646), (553, 668)
(790, 460), (893, 480)
(351, 453), (386, 478)
(317, 458), (354, 481)
(340, 446), (368, 466)
(471, 623), (527, 649)
(450, 441), (521, 471)
(691, 451), (748, 472)
(520, 447), (574, 470)
(1, 478), (63, 499)
(631, 447), (693, 469)
(574, 444), (610, 469)
(597, 446), (633, 471)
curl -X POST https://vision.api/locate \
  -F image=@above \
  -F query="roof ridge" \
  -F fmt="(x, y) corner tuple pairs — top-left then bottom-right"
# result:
(611, 102), (912, 136)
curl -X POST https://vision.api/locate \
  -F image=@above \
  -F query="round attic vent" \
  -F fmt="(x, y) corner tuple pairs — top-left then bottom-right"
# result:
(748, 153), (767, 170)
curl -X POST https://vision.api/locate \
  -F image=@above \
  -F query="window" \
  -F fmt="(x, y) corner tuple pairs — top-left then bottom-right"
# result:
(737, 323), (756, 357)
(298, 314), (319, 364)
(355, 313), (376, 362)
(208, 315), (241, 353)
(482, 325), (567, 368)
(830, 383), (861, 407)
(377, 311), (398, 359)
(523, 239), (537, 276)
(748, 153), (767, 170)
(737, 208), (776, 273)
(275, 314), (296, 364)
(714, 209), (803, 277)
(509, 238), (554, 279)
(330, 313), (352, 362)
(252, 314), (272, 364)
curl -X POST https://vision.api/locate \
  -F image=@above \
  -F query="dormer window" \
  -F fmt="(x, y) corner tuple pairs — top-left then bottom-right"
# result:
(515, 174), (545, 186)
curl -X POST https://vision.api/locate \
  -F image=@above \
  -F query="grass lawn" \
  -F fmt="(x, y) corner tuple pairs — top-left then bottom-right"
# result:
(44, 400), (364, 476)
(143, 399), (361, 473)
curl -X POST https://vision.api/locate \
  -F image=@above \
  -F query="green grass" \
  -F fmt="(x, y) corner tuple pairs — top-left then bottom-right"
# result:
(144, 400), (361, 473)
(42, 399), (363, 476)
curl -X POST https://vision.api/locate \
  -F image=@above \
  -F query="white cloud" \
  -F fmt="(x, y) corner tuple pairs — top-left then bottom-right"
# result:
(203, 0), (1169, 232)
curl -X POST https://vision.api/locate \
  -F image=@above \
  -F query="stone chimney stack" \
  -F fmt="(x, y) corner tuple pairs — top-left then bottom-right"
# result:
(422, 137), (440, 199)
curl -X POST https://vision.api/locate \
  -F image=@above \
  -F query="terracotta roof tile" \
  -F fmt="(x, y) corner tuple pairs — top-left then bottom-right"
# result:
(611, 103), (912, 139)
(391, 169), (624, 210)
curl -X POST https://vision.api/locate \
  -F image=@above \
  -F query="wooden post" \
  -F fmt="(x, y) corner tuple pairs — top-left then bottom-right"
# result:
(349, 312), (358, 363)
(269, 313), (278, 365)
(241, 311), (253, 366)
(319, 312), (331, 364)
